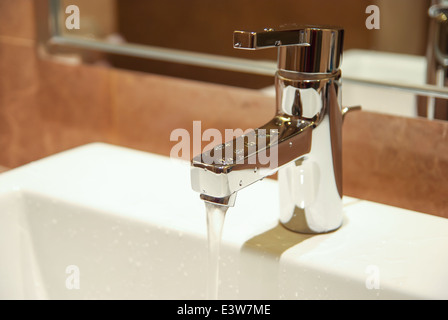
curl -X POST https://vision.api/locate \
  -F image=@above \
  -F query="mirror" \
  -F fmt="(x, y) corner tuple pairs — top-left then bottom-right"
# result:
(38, 0), (448, 120)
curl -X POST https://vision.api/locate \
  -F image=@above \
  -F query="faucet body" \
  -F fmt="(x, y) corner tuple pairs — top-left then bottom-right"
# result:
(191, 26), (345, 233)
(276, 70), (343, 233)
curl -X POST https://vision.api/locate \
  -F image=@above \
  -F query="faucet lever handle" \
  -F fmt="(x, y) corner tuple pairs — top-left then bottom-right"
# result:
(233, 28), (311, 50)
(233, 25), (344, 73)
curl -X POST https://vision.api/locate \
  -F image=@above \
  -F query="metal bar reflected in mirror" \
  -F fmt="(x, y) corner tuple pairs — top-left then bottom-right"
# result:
(36, 0), (448, 120)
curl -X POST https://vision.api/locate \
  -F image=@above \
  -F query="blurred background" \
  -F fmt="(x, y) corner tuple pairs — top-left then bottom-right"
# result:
(59, 0), (431, 88)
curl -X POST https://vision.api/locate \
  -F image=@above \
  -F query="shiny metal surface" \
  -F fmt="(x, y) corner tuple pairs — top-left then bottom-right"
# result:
(342, 105), (362, 121)
(420, 0), (448, 120)
(277, 73), (343, 233)
(233, 28), (310, 50)
(191, 26), (346, 233)
(234, 26), (343, 73)
(190, 116), (313, 197)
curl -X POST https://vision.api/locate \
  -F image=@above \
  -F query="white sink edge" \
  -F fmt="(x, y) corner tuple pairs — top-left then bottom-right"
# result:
(1, 142), (447, 299)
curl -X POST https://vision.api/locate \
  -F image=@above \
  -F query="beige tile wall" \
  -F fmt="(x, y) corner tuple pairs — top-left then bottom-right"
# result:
(0, 0), (447, 218)
(344, 112), (448, 217)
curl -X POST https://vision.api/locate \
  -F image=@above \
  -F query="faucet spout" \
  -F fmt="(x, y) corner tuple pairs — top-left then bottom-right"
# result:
(191, 115), (313, 207)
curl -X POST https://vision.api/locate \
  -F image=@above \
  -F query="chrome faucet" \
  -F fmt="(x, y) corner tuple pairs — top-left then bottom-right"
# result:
(191, 26), (353, 234)
(420, 0), (448, 120)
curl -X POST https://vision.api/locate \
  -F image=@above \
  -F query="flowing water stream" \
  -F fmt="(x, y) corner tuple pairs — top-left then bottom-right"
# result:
(204, 201), (228, 300)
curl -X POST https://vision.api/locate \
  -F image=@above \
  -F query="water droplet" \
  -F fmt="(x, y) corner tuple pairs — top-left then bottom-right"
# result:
(289, 142), (293, 147)
(239, 180), (243, 186)
(254, 167), (258, 173)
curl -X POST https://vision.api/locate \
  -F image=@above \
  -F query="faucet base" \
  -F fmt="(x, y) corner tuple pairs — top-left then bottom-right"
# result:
(280, 206), (343, 234)
(277, 112), (343, 234)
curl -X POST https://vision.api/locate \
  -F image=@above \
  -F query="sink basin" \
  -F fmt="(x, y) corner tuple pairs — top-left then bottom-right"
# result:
(1, 143), (447, 300)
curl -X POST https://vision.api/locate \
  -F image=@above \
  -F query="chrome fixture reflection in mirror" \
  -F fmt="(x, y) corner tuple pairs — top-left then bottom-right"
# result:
(419, 0), (448, 120)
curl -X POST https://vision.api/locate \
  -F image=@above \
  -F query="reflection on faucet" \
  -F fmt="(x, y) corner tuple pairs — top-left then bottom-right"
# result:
(191, 26), (348, 234)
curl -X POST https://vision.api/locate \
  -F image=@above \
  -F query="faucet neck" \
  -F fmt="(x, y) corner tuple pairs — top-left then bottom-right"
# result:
(277, 27), (344, 74)
(274, 70), (341, 121)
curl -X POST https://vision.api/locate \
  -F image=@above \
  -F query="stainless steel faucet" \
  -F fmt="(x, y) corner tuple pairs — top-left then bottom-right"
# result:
(420, 0), (448, 120)
(191, 26), (352, 234)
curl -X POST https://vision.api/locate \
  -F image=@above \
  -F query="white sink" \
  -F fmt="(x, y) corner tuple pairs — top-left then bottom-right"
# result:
(0, 143), (447, 300)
